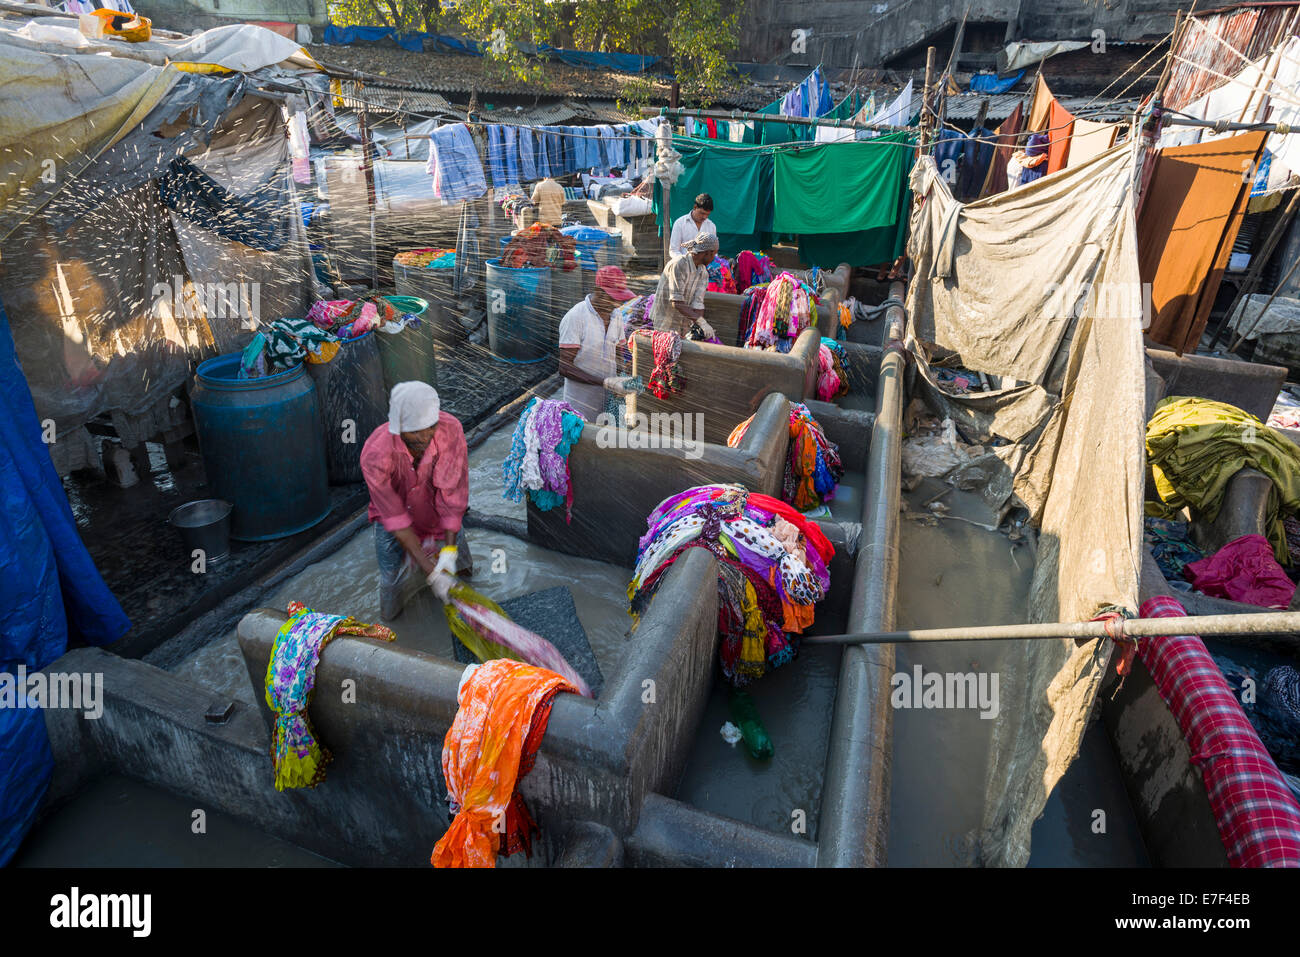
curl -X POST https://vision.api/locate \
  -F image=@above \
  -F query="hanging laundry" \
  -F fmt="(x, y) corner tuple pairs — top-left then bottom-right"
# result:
(1146, 396), (1300, 563)
(734, 250), (773, 294)
(264, 601), (395, 791)
(630, 485), (833, 684)
(1138, 131), (1267, 354)
(1045, 95), (1076, 174)
(501, 396), (585, 520)
(639, 329), (684, 398)
(428, 122), (487, 202)
(979, 102), (1024, 198)
(432, 659), (578, 868)
(1066, 119), (1118, 169)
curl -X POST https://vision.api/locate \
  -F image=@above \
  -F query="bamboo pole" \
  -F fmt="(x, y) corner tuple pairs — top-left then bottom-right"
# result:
(920, 45), (937, 152)
(1208, 187), (1300, 349)
(805, 610), (1300, 646)
(1227, 249), (1300, 353)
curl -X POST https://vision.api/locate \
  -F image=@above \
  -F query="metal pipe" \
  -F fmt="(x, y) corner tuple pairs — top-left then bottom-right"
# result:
(817, 282), (906, 868)
(806, 611), (1300, 646)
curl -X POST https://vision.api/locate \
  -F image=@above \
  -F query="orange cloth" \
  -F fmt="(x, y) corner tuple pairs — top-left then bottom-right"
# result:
(431, 659), (577, 868)
(788, 421), (820, 511)
(1138, 131), (1267, 354)
(1046, 97), (1075, 174)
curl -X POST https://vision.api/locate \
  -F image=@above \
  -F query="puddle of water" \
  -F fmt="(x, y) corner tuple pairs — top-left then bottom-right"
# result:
(675, 642), (841, 839)
(172, 522), (634, 710)
(14, 774), (340, 868)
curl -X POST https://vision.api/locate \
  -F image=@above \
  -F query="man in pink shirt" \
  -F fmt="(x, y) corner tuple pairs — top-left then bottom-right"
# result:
(361, 381), (472, 620)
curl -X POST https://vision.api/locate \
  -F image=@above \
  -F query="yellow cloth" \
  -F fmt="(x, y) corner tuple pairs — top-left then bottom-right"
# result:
(1146, 396), (1300, 562)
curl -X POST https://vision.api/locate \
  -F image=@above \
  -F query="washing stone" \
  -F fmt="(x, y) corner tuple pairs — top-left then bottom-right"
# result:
(451, 586), (605, 697)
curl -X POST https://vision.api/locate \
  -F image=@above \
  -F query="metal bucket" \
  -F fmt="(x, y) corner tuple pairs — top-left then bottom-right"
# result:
(169, 499), (233, 564)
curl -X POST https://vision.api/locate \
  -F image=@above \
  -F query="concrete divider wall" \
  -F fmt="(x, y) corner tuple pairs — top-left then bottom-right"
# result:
(1145, 346), (1287, 422)
(38, 545), (721, 867)
(528, 392), (792, 566)
(632, 329), (822, 444)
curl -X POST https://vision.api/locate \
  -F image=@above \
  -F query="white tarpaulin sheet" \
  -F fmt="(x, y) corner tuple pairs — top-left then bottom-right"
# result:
(1000, 40), (1090, 73)
(905, 142), (1146, 866)
(1227, 293), (1300, 340)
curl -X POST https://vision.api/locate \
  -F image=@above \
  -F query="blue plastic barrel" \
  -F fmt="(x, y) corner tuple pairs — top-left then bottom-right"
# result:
(485, 258), (552, 361)
(190, 354), (330, 541)
(560, 225), (619, 270)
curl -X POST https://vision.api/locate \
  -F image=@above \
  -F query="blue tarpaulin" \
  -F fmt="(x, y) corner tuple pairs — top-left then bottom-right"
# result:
(969, 70), (1025, 94)
(322, 25), (662, 72)
(0, 296), (128, 864)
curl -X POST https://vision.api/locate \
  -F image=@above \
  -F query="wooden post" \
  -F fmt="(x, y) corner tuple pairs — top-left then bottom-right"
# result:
(919, 45), (937, 152)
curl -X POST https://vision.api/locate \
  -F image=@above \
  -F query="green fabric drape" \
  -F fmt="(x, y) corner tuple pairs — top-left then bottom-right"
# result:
(653, 131), (914, 266)
(773, 134), (912, 234)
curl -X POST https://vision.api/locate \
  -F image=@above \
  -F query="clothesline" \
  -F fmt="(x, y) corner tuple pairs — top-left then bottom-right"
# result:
(1081, 26), (1175, 111)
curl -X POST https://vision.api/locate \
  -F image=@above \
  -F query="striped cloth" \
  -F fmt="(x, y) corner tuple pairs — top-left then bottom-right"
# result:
(1139, 595), (1300, 867)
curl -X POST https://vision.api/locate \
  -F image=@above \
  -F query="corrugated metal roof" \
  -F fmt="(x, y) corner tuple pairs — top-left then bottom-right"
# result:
(338, 82), (455, 116)
(1165, 5), (1299, 111)
(943, 92), (1143, 122)
(485, 99), (634, 126)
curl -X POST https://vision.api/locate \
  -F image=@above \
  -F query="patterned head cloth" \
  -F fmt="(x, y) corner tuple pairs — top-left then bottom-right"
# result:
(682, 232), (719, 255)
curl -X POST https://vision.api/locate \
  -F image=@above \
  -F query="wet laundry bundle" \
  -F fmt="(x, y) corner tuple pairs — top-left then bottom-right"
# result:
(817, 337), (850, 402)
(729, 402), (844, 510)
(629, 485), (833, 685)
(1185, 534), (1297, 609)
(501, 223), (578, 270)
(705, 255), (737, 294)
(239, 318), (335, 378)
(733, 250), (773, 294)
(432, 659), (578, 868)
(740, 272), (819, 353)
(264, 601), (395, 791)
(1146, 396), (1300, 563)
(442, 580), (592, 697)
(502, 397), (584, 521)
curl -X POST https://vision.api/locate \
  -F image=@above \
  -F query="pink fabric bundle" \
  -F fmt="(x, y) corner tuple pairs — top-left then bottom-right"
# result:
(816, 344), (842, 401)
(1185, 534), (1297, 609)
(453, 599), (592, 698)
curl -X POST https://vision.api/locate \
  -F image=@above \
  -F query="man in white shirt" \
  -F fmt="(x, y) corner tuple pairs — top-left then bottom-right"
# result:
(668, 193), (717, 257)
(557, 265), (636, 420)
(649, 232), (718, 338)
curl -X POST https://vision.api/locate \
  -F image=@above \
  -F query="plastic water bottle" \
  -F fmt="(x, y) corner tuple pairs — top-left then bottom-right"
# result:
(730, 689), (773, 760)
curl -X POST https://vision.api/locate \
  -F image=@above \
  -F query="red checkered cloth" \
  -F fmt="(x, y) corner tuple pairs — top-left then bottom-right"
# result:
(1139, 595), (1300, 867)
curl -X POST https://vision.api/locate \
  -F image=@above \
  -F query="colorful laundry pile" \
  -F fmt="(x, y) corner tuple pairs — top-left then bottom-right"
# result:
(734, 250), (773, 294)
(729, 402), (843, 510)
(306, 299), (380, 340)
(239, 318), (336, 379)
(629, 485), (833, 685)
(498, 192), (534, 220)
(1269, 390), (1300, 431)
(1144, 516), (1202, 586)
(442, 580), (591, 697)
(705, 255), (737, 294)
(638, 329), (684, 399)
(817, 337), (851, 402)
(432, 659), (578, 868)
(740, 272), (819, 353)
(1146, 396), (1300, 563)
(1185, 534), (1297, 609)
(394, 247), (456, 269)
(264, 601), (395, 791)
(502, 397), (584, 521)
(501, 223), (578, 269)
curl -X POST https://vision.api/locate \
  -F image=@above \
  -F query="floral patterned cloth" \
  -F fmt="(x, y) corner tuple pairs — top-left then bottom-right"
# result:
(501, 397), (584, 521)
(264, 601), (395, 791)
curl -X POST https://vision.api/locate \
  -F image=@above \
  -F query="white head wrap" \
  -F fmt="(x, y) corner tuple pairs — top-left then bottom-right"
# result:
(682, 232), (719, 254)
(388, 381), (440, 434)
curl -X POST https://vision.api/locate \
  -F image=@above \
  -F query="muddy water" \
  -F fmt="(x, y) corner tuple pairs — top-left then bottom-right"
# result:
(14, 775), (339, 867)
(171, 522), (635, 710)
(888, 483), (1145, 866)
